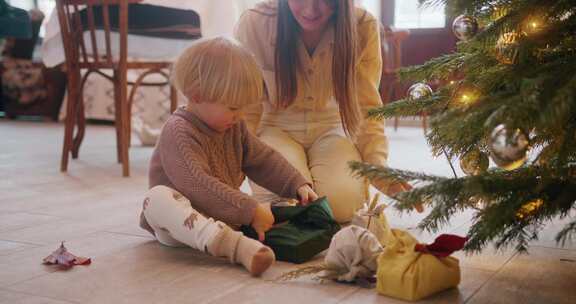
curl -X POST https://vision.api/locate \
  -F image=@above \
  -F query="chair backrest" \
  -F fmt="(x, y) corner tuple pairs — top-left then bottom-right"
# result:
(379, 24), (411, 104)
(55, 0), (139, 70)
(380, 25), (410, 73)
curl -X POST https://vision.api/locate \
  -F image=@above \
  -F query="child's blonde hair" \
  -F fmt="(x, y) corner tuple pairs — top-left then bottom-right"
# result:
(172, 37), (263, 107)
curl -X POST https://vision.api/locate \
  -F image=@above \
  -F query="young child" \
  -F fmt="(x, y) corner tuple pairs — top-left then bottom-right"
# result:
(139, 38), (318, 276)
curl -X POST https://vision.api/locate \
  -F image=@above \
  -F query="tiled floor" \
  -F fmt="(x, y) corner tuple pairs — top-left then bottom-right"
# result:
(0, 119), (574, 304)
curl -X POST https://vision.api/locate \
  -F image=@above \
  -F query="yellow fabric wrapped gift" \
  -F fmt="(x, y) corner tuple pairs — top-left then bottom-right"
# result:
(376, 214), (461, 301)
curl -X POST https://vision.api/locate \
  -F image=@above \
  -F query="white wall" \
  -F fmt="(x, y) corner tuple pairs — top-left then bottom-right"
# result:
(356, 0), (381, 21)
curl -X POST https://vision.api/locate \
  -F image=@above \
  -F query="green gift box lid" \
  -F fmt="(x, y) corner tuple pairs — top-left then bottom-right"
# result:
(241, 197), (341, 264)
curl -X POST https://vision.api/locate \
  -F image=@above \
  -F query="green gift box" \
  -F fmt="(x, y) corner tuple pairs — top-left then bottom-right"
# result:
(241, 197), (341, 264)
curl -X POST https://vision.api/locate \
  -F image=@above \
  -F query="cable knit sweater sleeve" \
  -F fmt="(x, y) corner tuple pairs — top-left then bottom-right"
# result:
(240, 121), (310, 199)
(158, 120), (259, 225)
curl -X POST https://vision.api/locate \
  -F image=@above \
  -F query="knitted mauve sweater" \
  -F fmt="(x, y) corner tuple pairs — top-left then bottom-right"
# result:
(149, 108), (309, 225)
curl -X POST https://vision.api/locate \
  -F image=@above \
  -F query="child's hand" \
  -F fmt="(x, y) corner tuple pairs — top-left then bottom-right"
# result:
(297, 184), (318, 205)
(252, 203), (274, 241)
(385, 181), (424, 213)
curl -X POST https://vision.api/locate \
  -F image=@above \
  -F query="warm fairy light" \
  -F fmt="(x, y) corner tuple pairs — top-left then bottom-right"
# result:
(527, 21), (540, 34)
(523, 16), (545, 35)
(458, 90), (479, 105)
(452, 84), (481, 106)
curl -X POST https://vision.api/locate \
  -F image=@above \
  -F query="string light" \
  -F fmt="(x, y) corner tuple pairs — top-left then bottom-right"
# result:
(522, 15), (545, 35)
(455, 86), (480, 105)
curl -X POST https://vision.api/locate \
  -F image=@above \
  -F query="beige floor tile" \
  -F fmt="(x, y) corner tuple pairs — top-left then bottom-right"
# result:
(0, 240), (39, 257)
(467, 247), (576, 304)
(0, 218), (84, 246)
(0, 212), (62, 233)
(1, 120), (573, 304)
(338, 267), (494, 304)
(207, 274), (359, 304)
(31, 192), (142, 219)
(447, 225), (518, 272)
(7, 242), (252, 304)
(0, 207), (137, 245)
(0, 289), (76, 304)
(529, 212), (576, 250)
(452, 249), (517, 273)
(103, 223), (155, 238)
(0, 231), (148, 287)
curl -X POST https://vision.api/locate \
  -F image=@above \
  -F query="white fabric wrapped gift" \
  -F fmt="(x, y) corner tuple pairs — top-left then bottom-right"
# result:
(324, 225), (383, 282)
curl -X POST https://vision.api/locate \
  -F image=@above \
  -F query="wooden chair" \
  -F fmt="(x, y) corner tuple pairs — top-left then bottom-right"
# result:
(379, 25), (427, 133)
(56, 0), (178, 177)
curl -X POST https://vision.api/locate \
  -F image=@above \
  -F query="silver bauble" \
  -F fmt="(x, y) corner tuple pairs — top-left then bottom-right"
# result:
(407, 83), (433, 101)
(460, 149), (489, 176)
(488, 124), (529, 170)
(452, 15), (479, 41)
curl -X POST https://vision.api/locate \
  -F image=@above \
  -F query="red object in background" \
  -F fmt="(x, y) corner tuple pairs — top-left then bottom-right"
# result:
(43, 242), (91, 268)
(414, 234), (467, 258)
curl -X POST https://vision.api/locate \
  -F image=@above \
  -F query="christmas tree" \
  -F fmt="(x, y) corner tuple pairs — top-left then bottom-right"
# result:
(351, 0), (576, 253)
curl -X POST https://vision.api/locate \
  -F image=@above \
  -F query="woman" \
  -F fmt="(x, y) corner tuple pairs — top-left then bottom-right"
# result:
(235, 0), (414, 223)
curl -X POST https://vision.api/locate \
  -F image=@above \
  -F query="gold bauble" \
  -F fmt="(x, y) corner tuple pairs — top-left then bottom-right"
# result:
(460, 149), (490, 176)
(516, 199), (544, 219)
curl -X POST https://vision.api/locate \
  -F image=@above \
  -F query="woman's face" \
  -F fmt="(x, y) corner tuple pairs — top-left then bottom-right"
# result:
(287, 0), (335, 33)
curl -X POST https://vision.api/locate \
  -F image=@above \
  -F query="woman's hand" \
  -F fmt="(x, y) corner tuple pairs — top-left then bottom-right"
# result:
(251, 203), (274, 241)
(386, 180), (411, 196)
(375, 180), (424, 213)
(297, 184), (319, 205)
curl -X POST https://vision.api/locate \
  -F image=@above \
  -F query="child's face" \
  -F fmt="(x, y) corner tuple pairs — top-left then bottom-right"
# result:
(288, 0), (335, 34)
(190, 101), (244, 133)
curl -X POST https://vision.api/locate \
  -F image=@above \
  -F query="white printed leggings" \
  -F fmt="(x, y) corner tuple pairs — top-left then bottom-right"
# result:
(142, 185), (224, 252)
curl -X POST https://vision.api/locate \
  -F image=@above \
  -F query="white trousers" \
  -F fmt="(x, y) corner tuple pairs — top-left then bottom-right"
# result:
(251, 126), (368, 223)
(142, 185), (223, 251)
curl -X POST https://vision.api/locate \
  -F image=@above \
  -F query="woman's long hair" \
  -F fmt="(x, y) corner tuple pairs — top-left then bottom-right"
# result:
(275, 0), (361, 136)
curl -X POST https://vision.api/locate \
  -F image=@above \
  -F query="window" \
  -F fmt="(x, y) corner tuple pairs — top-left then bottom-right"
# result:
(394, 0), (445, 29)
(6, 0), (35, 11)
(7, 0), (55, 37)
(356, 0), (381, 21)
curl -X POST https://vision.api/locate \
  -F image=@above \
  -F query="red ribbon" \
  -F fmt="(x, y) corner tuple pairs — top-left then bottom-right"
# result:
(414, 234), (467, 257)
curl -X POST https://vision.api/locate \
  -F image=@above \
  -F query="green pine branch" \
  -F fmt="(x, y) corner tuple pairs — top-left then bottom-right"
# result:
(350, 161), (576, 252)
(355, 0), (576, 252)
(556, 219), (576, 246)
